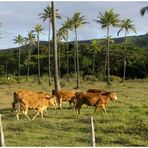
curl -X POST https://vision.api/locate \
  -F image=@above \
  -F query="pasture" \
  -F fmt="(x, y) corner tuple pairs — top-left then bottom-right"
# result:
(0, 77), (148, 146)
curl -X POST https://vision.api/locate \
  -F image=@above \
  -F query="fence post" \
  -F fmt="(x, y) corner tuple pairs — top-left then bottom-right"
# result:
(89, 116), (96, 147)
(0, 114), (5, 147)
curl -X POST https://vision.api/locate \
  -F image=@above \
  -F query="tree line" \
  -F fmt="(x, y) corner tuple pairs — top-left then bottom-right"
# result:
(0, 4), (148, 88)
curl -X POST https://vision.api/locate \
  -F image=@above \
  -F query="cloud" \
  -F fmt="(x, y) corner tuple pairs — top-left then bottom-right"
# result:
(0, 1), (148, 49)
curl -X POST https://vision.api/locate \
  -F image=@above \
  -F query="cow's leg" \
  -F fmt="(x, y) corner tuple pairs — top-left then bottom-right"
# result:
(32, 110), (40, 120)
(59, 98), (62, 110)
(40, 110), (44, 118)
(16, 110), (20, 120)
(93, 106), (98, 114)
(75, 105), (81, 115)
(16, 102), (21, 120)
(23, 108), (31, 121)
(102, 106), (108, 116)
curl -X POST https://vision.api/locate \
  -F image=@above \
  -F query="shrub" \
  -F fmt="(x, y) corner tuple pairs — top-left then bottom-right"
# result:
(110, 75), (122, 81)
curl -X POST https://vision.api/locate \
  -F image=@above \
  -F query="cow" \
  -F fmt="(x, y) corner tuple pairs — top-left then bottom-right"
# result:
(52, 89), (76, 109)
(87, 89), (106, 94)
(73, 91), (117, 115)
(13, 90), (57, 120)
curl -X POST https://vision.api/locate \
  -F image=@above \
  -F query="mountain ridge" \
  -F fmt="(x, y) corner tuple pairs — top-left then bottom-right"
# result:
(0, 33), (147, 51)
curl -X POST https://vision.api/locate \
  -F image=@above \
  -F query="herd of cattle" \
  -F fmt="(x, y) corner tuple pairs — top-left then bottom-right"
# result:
(12, 88), (118, 120)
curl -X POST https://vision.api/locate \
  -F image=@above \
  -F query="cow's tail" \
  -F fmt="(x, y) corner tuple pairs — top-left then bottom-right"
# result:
(11, 92), (19, 113)
(11, 92), (16, 112)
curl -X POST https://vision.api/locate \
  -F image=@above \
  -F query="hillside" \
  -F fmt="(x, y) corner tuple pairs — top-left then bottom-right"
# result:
(0, 34), (148, 51)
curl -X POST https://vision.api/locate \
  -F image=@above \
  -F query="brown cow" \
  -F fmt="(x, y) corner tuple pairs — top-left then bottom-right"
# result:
(87, 89), (106, 94)
(52, 89), (76, 109)
(73, 91), (117, 115)
(14, 90), (57, 120)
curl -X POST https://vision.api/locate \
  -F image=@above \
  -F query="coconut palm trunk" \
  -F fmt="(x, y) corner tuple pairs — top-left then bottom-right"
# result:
(66, 33), (69, 79)
(51, 1), (60, 92)
(18, 44), (21, 77)
(123, 30), (127, 81)
(92, 51), (96, 76)
(48, 21), (52, 85)
(58, 40), (61, 78)
(27, 47), (31, 80)
(74, 37), (77, 74)
(107, 25), (110, 84)
(37, 33), (41, 84)
(104, 49), (107, 79)
(75, 27), (80, 88)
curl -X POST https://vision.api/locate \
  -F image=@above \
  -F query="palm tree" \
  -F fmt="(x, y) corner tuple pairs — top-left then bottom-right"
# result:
(95, 9), (119, 84)
(24, 31), (36, 80)
(51, 1), (60, 92)
(39, 4), (61, 85)
(72, 12), (88, 88)
(57, 27), (67, 78)
(104, 36), (115, 79)
(140, 6), (148, 16)
(13, 34), (25, 77)
(62, 17), (73, 79)
(88, 40), (101, 76)
(117, 18), (136, 81)
(34, 24), (44, 84)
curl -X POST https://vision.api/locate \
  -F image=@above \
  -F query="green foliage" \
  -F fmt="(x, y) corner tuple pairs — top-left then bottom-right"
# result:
(0, 34), (148, 79)
(110, 75), (122, 81)
(0, 77), (17, 84)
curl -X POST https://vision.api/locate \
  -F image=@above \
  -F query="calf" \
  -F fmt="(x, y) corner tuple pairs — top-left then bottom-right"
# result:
(73, 91), (117, 115)
(14, 90), (57, 120)
(52, 89), (76, 109)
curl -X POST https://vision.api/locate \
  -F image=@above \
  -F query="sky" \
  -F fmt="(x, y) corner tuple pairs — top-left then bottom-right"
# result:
(0, 1), (148, 49)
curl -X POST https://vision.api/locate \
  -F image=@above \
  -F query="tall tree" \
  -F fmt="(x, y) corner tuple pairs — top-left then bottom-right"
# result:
(140, 6), (148, 16)
(72, 12), (88, 88)
(39, 4), (61, 85)
(34, 24), (44, 84)
(104, 36), (115, 79)
(24, 31), (36, 80)
(88, 40), (101, 76)
(95, 9), (119, 84)
(51, 1), (60, 92)
(117, 18), (136, 81)
(57, 27), (67, 78)
(13, 34), (24, 77)
(62, 18), (73, 79)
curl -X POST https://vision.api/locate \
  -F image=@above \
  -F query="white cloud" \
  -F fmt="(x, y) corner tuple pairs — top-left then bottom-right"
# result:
(0, 1), (148, 49)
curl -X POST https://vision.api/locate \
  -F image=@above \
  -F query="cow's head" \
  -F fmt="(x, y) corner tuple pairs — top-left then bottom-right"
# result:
(109, 91), (117, 100)
(49, 95), (57, 107)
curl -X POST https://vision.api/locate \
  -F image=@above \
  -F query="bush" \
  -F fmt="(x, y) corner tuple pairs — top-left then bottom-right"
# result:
(110, 75), (122, 81)
(84, 75), (98, 82)
(0, 77), (17, 84)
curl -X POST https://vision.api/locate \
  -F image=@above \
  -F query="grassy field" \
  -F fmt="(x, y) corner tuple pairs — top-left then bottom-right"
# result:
(0, 77), (148, 146)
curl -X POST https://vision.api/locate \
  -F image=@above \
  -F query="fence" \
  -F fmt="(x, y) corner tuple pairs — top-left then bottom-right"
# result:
(0, 114), (5, 147)
(89, 116), (96, 147)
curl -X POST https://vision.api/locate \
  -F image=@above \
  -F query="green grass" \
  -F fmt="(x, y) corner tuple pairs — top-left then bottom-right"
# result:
(0, 78), (148, 146)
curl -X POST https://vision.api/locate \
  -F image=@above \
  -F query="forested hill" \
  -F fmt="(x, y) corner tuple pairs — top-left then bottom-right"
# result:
(76, 34), (148, 49)
(0, 34), (148, 51)
(0, 33), (147, 79)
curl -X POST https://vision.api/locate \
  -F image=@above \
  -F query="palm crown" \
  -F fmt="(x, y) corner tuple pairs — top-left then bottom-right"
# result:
(39, 5), (61, 22)
(13, 34), (24, 45)
(34, 24), (44, 34)
(24, 31), (36, 46)
(140, 6), (148, 16)
(89, 40), (100, 53)
(95, 9), (119, 29)
(117, 18), (136, 36)
(72, 12), (88, 29)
